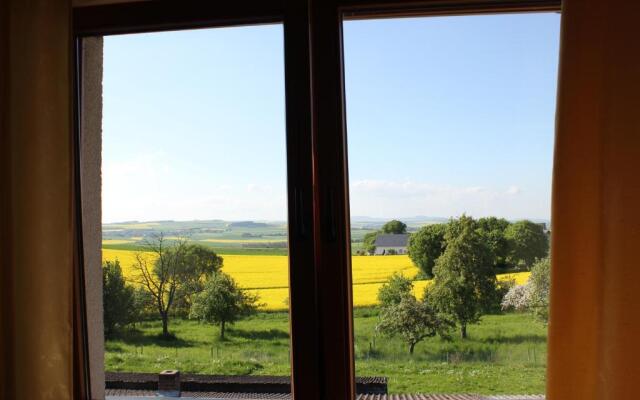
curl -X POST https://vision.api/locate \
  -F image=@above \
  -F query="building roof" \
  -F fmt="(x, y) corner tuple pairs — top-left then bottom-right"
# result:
(374, 234), (409, 247)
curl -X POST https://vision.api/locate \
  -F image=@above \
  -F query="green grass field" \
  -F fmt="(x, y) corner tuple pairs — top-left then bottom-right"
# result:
(105, 310), (546, 394)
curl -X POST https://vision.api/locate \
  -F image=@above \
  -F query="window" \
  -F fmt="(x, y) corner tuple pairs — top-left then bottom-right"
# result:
(98, 24), (295, 395)
(74, 2), (562, 399)
(343, 13), (559, 395)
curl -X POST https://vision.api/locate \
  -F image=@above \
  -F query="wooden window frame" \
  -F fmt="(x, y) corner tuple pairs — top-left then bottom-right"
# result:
(72, 1), (561, 399)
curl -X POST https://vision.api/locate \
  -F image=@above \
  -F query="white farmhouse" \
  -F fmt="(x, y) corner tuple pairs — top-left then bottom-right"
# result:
(373, 233), (409, 255)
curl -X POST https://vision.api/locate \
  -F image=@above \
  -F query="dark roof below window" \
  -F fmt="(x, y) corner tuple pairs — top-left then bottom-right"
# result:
(105, 389), (544, 400)
(374, 233), (409, 247)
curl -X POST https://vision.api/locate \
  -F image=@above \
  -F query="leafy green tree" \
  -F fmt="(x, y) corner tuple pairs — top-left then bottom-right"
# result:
(190, 272), (260, 339)
(381, 220), (408, 234)
(362, 231), (379, 254)
(425, 215), (497, 339)
(174, 244), (224, 313)
(377, 273), (413, 308)
(477, 217), (511, 269)
(528, 257), (551, 323)
(103, 259), (137, 337)
(504, 220), (549, 269)
(377, 295), (453, 354)
(132, 286), (155, 321)
(408, 223), (447, 278)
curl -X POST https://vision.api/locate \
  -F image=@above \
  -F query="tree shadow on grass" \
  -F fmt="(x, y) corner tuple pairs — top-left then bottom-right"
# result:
(480, 334), (547, 345)
(226, 328), (290, 340)
(105, 342), (124, 353)
(109, 329), (196, 348)
(431, 347), (497, 363)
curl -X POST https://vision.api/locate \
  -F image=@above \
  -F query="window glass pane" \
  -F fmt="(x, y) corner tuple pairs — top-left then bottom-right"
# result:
(101, 25), (291, 396)
(344, 13), (559, 396)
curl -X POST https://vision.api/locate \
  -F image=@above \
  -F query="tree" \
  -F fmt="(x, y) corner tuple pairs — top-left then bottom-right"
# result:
(528, 257), (551, 323)
(504, 220), (549, 269)
(377, 273), (413, 308)
(408, 223), (447, 278)
(132, 286), (155, 322)
(376, 295), (453, 354)
(362, 231), (379, 254)
(190, 272), (260, 339)
(132, 234), (190, 338)
(173, 245), (224, 313)
(381, 220), (407, 234)
(103, 259), (137, 337)
(425, 215), (497, 339)
(477, 217), (511, 269)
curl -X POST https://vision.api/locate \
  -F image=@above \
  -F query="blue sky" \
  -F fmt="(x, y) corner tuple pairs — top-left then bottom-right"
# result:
(102, 13), (560, 223)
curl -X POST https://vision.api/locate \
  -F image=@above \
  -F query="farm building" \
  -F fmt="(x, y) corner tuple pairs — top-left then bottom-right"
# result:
(373, 234), (409, 255)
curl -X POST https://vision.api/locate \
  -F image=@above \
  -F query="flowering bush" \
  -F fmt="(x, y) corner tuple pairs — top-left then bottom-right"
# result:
(501, 283), (532, 312)
(500, 257), (550, 323)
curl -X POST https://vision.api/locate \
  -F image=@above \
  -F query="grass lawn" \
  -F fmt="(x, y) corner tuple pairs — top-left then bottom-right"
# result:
(105, 310), (546, 394)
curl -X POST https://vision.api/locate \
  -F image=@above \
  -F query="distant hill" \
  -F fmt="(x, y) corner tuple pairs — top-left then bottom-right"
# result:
(228, 221), (271, 229)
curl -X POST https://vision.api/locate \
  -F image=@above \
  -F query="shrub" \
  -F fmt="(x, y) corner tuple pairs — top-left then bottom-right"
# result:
(103, 259), (137, 337)
(376, 295), (453, 354)
(190, 272), (260, 339)
(377, 273), (413, 308)
(501, 284), (531, 312)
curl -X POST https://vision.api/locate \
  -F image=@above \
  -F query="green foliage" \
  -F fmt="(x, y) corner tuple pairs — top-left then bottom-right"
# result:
(504, 220), (549, 270)
(381, 220), (408, 234)
(377, 273), (413, 308)
(376, 295), (454, 354)
(477, 217), (511, 269)
(132, 286), (156, 320)
(425, 215), (498, 339)
(362, 231), (379, 254)
(407, 223), (447, 278)
(103, 259), (137, 337)
(485, 279), (515, 314)
(133, 235), (219, 337)
(190, 272), (260, 339)
(528, 257), (551, 323)
(173, 244), (224, 313)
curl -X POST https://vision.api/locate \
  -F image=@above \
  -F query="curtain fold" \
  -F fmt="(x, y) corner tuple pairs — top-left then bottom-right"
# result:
(0, 1), (77, 399)
(548, 1), (640, 399)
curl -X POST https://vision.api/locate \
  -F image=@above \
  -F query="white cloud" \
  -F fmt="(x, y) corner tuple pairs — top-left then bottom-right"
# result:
(506, 185), (522, 195)
(102, 153), (287, 223)
(103, 162), (546, 223)
(349, 179), (548, 220)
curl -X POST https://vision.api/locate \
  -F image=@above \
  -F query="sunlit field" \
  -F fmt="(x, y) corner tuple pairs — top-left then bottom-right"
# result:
(102, 249), (530, 310)
(105, 310), (546, 394)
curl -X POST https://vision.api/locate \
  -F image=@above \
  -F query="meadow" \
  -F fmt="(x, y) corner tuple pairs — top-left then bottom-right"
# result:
(102, 220), (544, 395)
(106, 310), (547, 394)
(102, 250), (530, 309)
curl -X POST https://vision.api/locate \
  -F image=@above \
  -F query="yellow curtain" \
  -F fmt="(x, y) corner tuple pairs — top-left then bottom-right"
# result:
(0, 1), (76, 399)
(548, 1), (640, 399)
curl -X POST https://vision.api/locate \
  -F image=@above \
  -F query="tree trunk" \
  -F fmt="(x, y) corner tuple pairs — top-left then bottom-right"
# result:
(220, 321), (226, 339)
(461, 324), (467, 339)
(409, 342), (415, 355)
(161, 313), (169, 337)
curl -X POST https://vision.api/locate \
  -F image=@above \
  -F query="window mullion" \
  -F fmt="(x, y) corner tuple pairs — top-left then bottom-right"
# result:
(284, 2), (323, 400)
(309, 1), (356, 400)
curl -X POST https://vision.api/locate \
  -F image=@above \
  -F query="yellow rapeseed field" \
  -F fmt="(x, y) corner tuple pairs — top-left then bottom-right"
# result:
(102, 249), (530, 310)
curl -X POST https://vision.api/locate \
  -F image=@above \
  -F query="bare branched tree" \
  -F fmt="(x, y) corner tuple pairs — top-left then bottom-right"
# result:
(132, 233), (188, 337)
